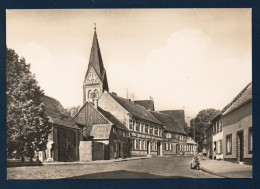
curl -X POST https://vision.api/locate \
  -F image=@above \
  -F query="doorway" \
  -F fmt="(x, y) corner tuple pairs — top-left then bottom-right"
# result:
(237, 131), (244, 162)
(157, 142), (161, 156)
(147, 141), (150, 155)
(118, 143), (121, 158)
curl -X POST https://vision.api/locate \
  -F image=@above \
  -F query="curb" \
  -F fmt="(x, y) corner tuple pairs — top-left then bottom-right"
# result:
(42, 156), (151, 166)
(200, 166), (227, 178)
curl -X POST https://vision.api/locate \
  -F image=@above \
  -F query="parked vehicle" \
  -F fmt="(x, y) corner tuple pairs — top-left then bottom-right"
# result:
(190, 156), (200, 170)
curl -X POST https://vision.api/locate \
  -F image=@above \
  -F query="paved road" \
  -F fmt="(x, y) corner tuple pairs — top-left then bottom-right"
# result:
(7, 156), (220, 179)
(65, 156), (219, 179)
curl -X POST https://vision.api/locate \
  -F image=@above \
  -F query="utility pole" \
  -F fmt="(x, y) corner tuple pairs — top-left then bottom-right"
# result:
(193, 119), (196, 156)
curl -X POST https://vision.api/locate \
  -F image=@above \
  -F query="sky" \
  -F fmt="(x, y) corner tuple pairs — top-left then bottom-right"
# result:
(6, 9), (252, 123)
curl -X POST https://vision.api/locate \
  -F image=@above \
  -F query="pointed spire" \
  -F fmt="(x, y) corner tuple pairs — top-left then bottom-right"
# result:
(84, 27), (109, 91)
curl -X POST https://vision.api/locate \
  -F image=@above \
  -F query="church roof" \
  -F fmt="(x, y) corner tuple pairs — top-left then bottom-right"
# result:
(158, 110), (185, 129)
(150, 111), (187, 135)
(109, 93), (163, 126)
(84, 30), (109, 90)
(134, 100), (155, 111)
(41, 95), (79, 130)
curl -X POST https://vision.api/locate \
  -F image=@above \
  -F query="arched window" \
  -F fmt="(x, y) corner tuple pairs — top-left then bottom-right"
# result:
(94, 90), (99, 98)
(88, 90), (92, 100)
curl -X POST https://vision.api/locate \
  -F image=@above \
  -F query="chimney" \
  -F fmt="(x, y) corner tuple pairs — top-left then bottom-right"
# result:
(94, 98), (98, 109)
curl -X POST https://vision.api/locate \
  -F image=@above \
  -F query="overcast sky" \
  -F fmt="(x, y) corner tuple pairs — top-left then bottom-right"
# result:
(6, 9), (252, 122)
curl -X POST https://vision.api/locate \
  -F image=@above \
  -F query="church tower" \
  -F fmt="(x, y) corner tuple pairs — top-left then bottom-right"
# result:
(83, 26), (109, 104)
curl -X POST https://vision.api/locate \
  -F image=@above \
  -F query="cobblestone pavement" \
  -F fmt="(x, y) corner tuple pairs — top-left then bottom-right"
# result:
(7, 156), (220, 179)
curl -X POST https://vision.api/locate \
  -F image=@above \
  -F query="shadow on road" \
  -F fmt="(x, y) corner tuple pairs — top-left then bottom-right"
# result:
(63, 170), (189, 179)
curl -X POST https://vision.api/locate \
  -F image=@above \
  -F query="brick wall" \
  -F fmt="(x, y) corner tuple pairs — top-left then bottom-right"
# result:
(79, 141), (92, 161)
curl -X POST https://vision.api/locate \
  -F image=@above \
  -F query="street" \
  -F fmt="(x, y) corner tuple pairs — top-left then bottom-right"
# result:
(7, 156), (220, 179)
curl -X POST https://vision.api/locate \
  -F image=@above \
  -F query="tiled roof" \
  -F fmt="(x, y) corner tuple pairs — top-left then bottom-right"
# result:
(110, 93), (163, 126)
(134, 100), (154, 111)
(223, 82), (252, 115)
(90, 124), (112, 140)
(41, 95), (79, 129)
(150, 111), (187, 135)
(158, 110), (185, 129)
(97, 107), (129, 131)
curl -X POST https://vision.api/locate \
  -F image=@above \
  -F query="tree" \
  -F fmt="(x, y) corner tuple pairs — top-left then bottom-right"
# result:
(66, 106), (81, 117)
(6, 47), (51, 162)
(190, 108), (220, 152)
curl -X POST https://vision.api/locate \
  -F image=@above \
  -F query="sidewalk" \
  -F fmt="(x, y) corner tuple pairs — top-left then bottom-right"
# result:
(42, 156), (151, 166)
(200, 159), (252, 178)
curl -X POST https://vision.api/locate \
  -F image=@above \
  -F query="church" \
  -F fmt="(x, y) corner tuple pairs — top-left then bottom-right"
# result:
(72, 27), (194, 161)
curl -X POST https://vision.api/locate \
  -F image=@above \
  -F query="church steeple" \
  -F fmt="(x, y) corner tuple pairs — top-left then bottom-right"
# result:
(83, 26), (109, 104)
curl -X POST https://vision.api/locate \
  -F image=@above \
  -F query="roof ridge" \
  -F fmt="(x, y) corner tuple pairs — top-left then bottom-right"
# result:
(222, 82), (252, 114)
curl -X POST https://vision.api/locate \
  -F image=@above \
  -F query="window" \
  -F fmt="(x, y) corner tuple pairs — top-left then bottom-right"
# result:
(136, 139), (139, 149)
(140, 123), (144, 133)
(219, 140), (222, 153)
(226, 134), (232, 155)
(219, 120), (222, 132)
(145, 125), (148, 134)
(88, 90), (92, 99)
(149, 127), (153, 135)
(169, 143), (172, 151)
(154, 128), (158, 135)
(129, 120), (133, 130)
(94, 90), (99, 98)
(136, 122), (140, 132)
(249, 127), (252, 154)
(139, 140), (142, 150)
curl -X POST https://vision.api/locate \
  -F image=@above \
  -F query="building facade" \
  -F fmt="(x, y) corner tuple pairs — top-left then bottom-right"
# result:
(150, 111), (189, 155)
(73, 101), (131, 160)
(211, 114), (223, 160)
(205, 124), (213, 159)
(98, 92), (165, 157)
(73, 28), (190, 160)
(222, 83), (252, 165)
(38, 96), (80, 162)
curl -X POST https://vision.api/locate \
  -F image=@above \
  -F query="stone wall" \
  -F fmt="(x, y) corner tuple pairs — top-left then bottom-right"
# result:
(79, 141), (92, 161)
